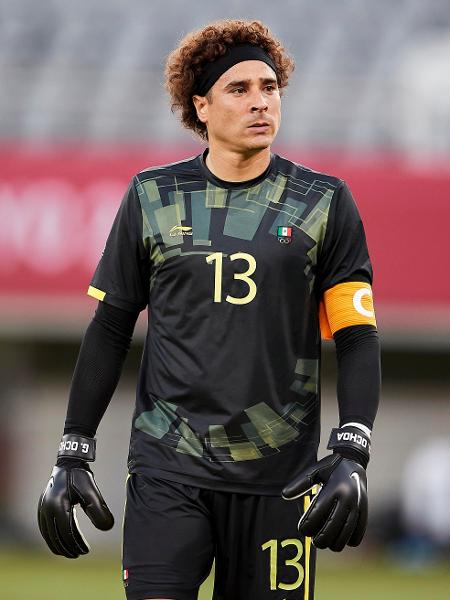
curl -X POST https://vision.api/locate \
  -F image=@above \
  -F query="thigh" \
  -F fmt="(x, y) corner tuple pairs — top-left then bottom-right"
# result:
(212, 491), (316, 600)
(123, 473), (214, 600)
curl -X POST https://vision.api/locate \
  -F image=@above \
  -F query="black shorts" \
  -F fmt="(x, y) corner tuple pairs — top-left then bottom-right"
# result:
(122, 473), (316, 600)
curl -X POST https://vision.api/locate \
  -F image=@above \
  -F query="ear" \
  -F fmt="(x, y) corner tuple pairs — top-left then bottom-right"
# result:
(192, 94), (209, 124)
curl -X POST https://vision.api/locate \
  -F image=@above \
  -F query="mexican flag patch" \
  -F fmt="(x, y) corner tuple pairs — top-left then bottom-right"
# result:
(277, 226), (293, 243)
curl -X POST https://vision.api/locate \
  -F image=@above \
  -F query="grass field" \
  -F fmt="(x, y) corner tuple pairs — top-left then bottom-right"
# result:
(1, 550), (449, 599)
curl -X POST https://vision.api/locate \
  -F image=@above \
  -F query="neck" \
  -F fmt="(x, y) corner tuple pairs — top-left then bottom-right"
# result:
(205, 145), (271, 182)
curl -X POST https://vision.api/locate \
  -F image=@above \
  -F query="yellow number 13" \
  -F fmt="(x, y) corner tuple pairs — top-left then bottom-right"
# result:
(206, 252), (257, 305)
(261, 538), (304, 591)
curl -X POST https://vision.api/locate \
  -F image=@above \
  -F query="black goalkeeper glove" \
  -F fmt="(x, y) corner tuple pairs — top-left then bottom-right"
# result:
(37, 434), (114, 559)
(282, 426), (370, 552)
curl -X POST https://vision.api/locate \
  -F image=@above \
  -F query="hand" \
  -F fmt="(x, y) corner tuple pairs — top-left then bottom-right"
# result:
(38, 434), (114, 559)
(38, 464), (114, 558)
(282, 453), (367, 552)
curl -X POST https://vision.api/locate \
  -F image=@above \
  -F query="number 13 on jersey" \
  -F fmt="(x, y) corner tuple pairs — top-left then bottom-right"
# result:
(206, 252), (257, 305)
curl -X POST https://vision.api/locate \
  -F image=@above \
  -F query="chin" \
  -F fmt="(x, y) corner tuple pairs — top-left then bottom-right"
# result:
(245, 135), (274, 151)
(249, 140), (272, 151)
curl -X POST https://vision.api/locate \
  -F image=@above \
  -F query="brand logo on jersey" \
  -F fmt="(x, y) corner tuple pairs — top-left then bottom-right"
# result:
(169, 225), (193, 237)
(123, 568), (129, 588)
(277, 226), (293, 244)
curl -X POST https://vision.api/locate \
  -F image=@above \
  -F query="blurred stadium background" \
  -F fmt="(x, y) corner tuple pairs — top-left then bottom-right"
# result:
(1, 0), (449, 598)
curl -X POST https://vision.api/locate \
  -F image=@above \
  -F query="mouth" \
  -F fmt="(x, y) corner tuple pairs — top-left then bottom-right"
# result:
(248, 121), (271, 131)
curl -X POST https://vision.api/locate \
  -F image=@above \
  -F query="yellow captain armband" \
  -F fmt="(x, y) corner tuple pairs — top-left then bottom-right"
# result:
(87, 285), (106, 301)
(319, 281), (377, 340)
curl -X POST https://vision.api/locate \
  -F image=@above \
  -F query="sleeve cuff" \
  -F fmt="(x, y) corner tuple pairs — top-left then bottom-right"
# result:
(87, 286), (145, 313)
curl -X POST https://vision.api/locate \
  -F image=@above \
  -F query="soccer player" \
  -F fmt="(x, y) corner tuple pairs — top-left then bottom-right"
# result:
(38, 19), (380, 600)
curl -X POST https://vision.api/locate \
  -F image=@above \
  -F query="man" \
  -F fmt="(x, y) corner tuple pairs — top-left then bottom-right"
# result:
(38, 19), (380, 600)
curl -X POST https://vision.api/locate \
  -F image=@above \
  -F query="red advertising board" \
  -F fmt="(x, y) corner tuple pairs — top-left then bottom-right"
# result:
(1, 144), (449, 339)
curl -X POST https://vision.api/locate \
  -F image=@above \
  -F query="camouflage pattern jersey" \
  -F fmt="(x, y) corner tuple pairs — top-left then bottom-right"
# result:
(88, 151), (372, 494)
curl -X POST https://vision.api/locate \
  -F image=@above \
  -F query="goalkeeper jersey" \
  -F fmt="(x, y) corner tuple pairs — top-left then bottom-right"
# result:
(88, 151), (373, 495)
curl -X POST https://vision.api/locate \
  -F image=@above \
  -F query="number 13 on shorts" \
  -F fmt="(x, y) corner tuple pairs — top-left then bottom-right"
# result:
(261, 538), (304, 591)
(261, 495), (314, 598)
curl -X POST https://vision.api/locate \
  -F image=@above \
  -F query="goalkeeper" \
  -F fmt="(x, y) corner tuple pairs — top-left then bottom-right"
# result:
(37, 18), (380, 600)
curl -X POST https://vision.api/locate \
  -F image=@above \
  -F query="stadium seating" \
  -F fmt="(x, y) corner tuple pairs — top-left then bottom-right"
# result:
(1, 0), (450, 153)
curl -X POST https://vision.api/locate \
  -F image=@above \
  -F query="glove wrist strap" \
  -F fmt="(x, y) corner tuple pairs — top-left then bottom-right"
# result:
(57, 433), (96, 462)
(327, 426), (370, 466)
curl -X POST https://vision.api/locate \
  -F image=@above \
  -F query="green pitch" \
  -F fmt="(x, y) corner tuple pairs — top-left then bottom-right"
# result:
(1, 550), (449, 599)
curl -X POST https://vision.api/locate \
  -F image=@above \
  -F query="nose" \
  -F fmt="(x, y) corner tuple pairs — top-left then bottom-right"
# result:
(250, 89), (269, 113)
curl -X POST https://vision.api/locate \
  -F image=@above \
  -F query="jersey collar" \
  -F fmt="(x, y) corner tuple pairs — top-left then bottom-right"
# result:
(198, 149), (276, 189)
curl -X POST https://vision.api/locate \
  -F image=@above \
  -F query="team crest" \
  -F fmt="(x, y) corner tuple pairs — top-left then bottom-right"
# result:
(277, 226), (293, 244)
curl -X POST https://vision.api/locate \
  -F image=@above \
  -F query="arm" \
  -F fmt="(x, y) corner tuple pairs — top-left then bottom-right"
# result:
(38, 301), (139, 558)
(38, 179), (149, 558)
(283, 181), (381, 551)
(335, 324), (381, 436)
(282, 325), (380, 551)
(63, 301), (139, 440)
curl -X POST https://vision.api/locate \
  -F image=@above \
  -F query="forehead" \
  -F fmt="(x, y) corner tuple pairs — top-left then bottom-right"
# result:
(215, 60), (277, 87)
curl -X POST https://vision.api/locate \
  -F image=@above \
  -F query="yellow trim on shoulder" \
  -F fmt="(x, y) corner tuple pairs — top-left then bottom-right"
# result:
(87, 285), (106, 301)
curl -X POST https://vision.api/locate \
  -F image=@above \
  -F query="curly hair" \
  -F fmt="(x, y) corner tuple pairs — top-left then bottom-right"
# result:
(165, 20), (295, 140)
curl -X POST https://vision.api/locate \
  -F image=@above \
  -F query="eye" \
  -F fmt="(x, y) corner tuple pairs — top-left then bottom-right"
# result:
(232, 87), (246, 95)
(265, 84), (277, 92)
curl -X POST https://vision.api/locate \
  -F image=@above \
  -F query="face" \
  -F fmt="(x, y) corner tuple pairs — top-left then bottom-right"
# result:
(193, 60), (281, 154)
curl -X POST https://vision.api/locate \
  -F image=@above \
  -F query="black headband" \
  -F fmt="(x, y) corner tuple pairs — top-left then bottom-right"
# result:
(195, 44), (277, 96)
